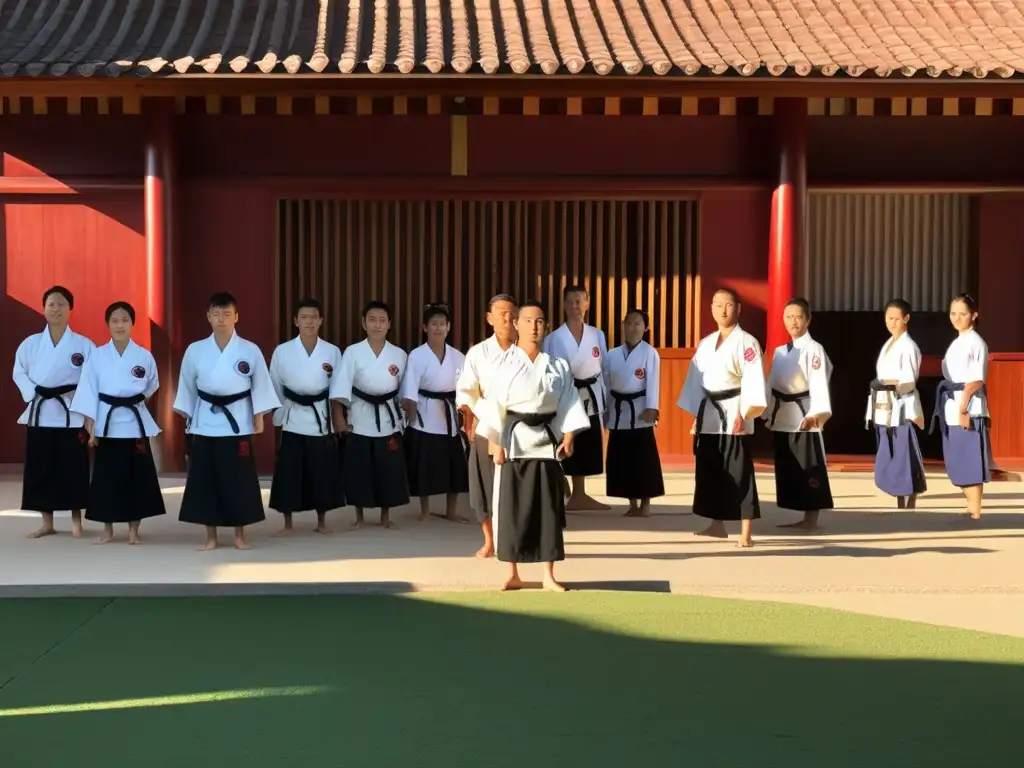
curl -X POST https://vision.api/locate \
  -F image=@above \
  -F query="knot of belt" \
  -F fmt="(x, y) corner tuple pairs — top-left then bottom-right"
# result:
(507, 409), (558, 460)
(283, 386), (331, 434)
(767, 389), (810, 428)
(197, 389), (252, 435)
(352, 386), (401, 433)
(694, 387), (741, 453)
(867, 380), (900, 456)
(98, 392), (147, 437)
(929, 380), (982, 437)
(30, 383), (77, 427)
(610, 389), (645, 429)
(573, 375), (601, 416)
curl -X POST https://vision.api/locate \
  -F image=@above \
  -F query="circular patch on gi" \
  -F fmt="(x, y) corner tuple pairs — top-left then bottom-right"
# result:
(591, 346), (600, 358)
(236, 360), (251, 376)
(388, 364), (399, 377)
(634, 367), (645, 380)
(808, 478), (820, 489)
(70, 352), (85, 367)
(743, 347), (756, 363)
(131, 365), (146, 379)
(238, 439), (251, 458)
(811, 355), (821, 371)
(322, 362), (334, 377)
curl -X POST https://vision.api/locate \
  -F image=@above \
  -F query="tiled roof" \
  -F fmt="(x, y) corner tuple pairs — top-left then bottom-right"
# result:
(2, 1), (1024, 79)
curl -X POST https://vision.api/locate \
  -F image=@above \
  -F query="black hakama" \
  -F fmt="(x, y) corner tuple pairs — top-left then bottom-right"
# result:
(873, 424), (927, 497)
(496, 458), (566, 563)
(87, 438), (167, 523)
(772, 431), (834, 512)
(468, 434), (495, 522)
(21, 426), (90, 512)
(560, 412), (603, 476)
(605, 427), (665, 500)
(404, 427), (469, 497)
(343, 432), (411, 508)
(693, 434), (760, 520)
(179, 435), (266, 527)
(269, 431), (346, 514)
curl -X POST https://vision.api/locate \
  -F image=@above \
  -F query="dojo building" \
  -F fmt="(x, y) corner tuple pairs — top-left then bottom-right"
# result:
(2, 0), (1024, 475)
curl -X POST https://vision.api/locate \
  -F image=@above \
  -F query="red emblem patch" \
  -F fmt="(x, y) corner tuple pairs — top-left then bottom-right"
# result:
(635, 368), (645, 380)
(70, 353), (85, 367)
(388, 364), (399, 377)
(236, 360), (251, 376)
(134, 439), (148, 456)
(592, 346), (600, 358)
(808, 478), (820, 489)
(78, 429), (89, 445)
(238, 439), (251, 458)
(811, 355), (821, 371)
(131, 365), (146, 379)
(387, 436), (400, 452)
(743, 347), (756, 363)
(322, 362), (333, 376)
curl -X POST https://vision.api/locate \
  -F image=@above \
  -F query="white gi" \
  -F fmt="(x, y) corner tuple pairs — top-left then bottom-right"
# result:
(678, 326), (767, 433)
(269, 337), (344, 436)
(603, 341), (660, 431)
(13, 327), (96, 428)
(866, 333), (924, 429)
(173, 332), (280, 437)
(764, 334), (833, 432)
(543, 323), (609, 416)
(942, 330), (989, 425)
(70, 340), (161, 438)
(335, 340), (407, 437)
(402, 343), (466, 437)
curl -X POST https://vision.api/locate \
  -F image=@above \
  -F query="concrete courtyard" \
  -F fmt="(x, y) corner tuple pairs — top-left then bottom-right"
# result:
(1, 470), (1022, 638)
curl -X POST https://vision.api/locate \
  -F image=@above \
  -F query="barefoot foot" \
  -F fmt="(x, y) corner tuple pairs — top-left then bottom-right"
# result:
(71, 524), (84, 539)
(93, 532), (114, 545)
(475, 545), (495, 559)
(565, 494), (611, 512)
(234, 538), (250, 550)
(694, 525), (729, 539)
(274, 527), (294, 537)
(543, 579), (569, 592)
(736, 538), (755, 548)
(199, 539), (218, 551)
(777, 520), (821, 531)
(26, 526), (56, 539)
(436, 512), (469, 524)
(128, 532), (141, 545)
(500, 577), (524, 592)
(314, 525), (333, 535)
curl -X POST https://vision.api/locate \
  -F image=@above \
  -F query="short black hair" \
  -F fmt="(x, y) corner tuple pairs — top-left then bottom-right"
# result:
(624, 307), (650, 328)
(517, 299), (545, 315)
(950, 293), (978, 313)
(208, 292), (237, 311)
(563, 284), (588, 300)
(712, 287), (741, 305)
(487, 293), (516, 311)
(885, 298), (911, 316)
(105, 301), (136, 325)
(784, 297), (811, 316)
(294, 298), (323, 317)
(422, 302), (451, 325)
(362, 300), (390, 320)
(42, 285), (74, 309)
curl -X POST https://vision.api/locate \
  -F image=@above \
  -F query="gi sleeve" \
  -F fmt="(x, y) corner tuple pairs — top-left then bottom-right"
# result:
(645, 347), (661, 411)
(333, 345), (356, 406)
(738, 337), (767, 419)
(248, 350), (282, 416)
(172, 345), (199, 423)
(12, 337), (37, 403)
(69, 356), (100, 422)
(399, 350), (422, 402)
(327, 347), (346, 400)
(143, 352), (160, 400)
(966, 337), (988, 383)
(455, 348), (482, 410)
(805, 345), (832, 422)
(268, 347), (288, 427)
(676, 354), (704, 416)
(899, 342), (922, 386)
(553, 367), (592, 438)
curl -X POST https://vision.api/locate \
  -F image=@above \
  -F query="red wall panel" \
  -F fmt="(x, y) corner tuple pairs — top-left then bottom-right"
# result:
(0, 117), (143, 178)
(977, 194), (1024, 353)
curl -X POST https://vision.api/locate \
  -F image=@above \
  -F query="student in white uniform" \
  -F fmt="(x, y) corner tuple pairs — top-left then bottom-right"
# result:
(401, 302), (469, 523)
(336, 300), (410, 529)
(174, 292), (280, 550)
(677, 288), (766, 547)
(603, 308), (664, 517)
(12, 285), (95, 539)
(474, 301), (591, 592)
(763, 298), (834, 530)
(930, 293), (990, 520)
(456, 293), (518, 558)
(543, 284), (609, 511)
(866, 298), (927, 508)
(268, 298), (346, 535)
(71, 301), (166, 544)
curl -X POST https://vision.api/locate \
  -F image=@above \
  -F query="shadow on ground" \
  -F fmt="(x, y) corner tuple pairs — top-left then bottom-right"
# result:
(0, 593), (1021, 767)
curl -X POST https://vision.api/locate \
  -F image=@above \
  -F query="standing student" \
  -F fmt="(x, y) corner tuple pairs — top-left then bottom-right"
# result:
(474, 301), (591, 592)
(931, 293), (990, 520)
(401, 303), (469, 523)
(456, 294), (518, 558)
(71, 301), (166, 544)
(764, 298), (834, 530)
(866, 298), (927, 508)
(543, 284), (609, 511)
(268, 298), (346, 535)
(603, 308), (664, 517)
(173, 292), (280, 550)
(336, 300), (410, 529)
(677, 288), (766, 548)
(12, 285), (94, 539)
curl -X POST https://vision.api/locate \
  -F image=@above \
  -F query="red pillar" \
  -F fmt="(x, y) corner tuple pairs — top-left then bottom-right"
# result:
(145, 111), (181, 472)
(766, 98), (807, 354)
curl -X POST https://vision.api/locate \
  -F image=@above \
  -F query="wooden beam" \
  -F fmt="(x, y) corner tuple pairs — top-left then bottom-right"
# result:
(975, 97), (994, 116)
(450, 115), (468, 176)
(942, 97), (959, 116)
(718, 97), (736, 116)
(0, 177), (144, 194)
(522, 96), (540, 116)
(642, 96), (659, 115)
(566, 97), (582, 116)
(604, 97), (620, 116)
(855, 97), (874, 116)
(910, 97), (928, 116)
(681, 96), (698, 116)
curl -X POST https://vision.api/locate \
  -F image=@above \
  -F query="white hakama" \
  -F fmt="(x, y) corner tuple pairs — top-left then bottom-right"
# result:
(401, 343), (469, 497)
(70, 340), (166, 523)
(455, 335), (516, 522)
(474, 349), (591, 563)
(931, 330), (992, 488)
(866, 333), (927, 497)
(764, 335), (835, 512)
(543, 323), (608, 477)
(268, 336), (346, 515)
(13, 327), (95, 512)
(678, 327), (766, 520)
(336, 340), (410, 509)
(603, 341), (665, 500)
(173, 332), (280, 527)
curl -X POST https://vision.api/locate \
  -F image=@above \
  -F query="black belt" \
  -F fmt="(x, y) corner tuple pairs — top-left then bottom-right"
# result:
(694, 387), (741, 453)
(573, 375), (601, 416)
(197, 388), (252, 435)
(29, 383), (77, 427)
(416, 388), (469, 456)
(506, 410), (558, 460)
(98, 392), (147, 437)
(868, 380), (899, 457)
(352, 386), (400, 433)
(610, 389), (645, 429)
(283, 386), (331, 434)
(929, 380), (984, 437)
(767, 389), (809, 428)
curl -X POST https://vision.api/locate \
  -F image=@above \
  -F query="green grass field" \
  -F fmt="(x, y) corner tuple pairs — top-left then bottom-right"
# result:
(1, 593), (1021, 767)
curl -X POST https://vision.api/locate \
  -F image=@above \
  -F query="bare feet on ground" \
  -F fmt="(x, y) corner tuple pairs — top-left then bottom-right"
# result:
(694, 524), (729, 539)
(93, 530), (114, 545)
(475, 545), (495, 558)
(501, 576), (524, 591)
(565, 494), (611, 512)
(26, 526), (56, 539)
(543, 579), (569, 592)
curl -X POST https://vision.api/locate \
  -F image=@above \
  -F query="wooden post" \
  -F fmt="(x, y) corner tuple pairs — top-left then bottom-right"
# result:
(767, 98), (807, 353)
